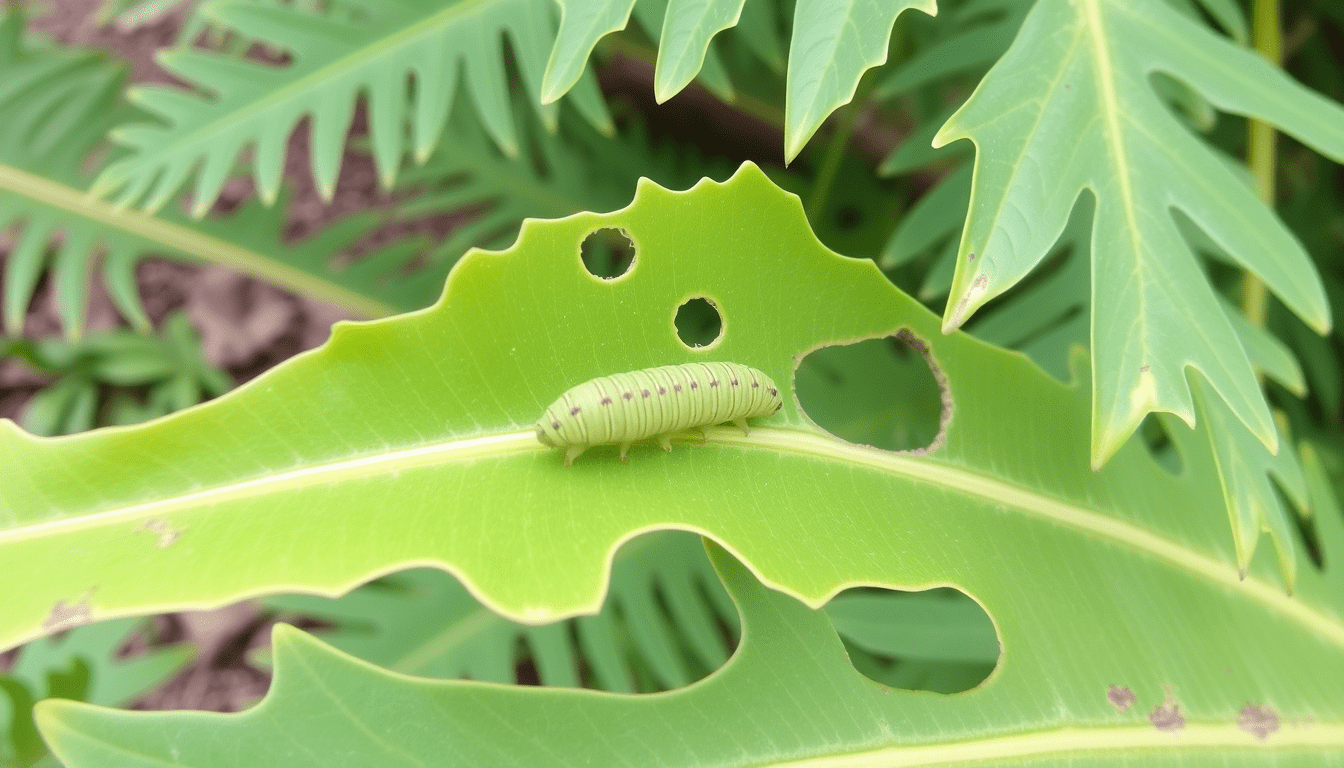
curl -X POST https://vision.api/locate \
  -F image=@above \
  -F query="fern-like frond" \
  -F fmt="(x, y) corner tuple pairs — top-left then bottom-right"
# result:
(93, 0), (614, 216)
(0, 11), (458, 337)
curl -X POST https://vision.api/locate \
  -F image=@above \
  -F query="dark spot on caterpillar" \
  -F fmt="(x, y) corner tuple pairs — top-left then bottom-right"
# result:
(774, 403), (782, 412)
(769, 388), (777, 396)
(710, 380), (719, 387)
(570, 406), (581, 415)
(641, 390), (650, 398)
(690, 382), (698, 389)
(658, 387), (666, 394)
(623, 392), (633, 400)
(674, 384), (682, 391)
(731, 379), (738, 386)
(601, 397), (612, 405)
(752, 381), (759, 388)
(552, 421), (561, 429)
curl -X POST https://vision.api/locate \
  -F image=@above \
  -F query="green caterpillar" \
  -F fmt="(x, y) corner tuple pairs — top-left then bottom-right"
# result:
(536, 362), (783, 465)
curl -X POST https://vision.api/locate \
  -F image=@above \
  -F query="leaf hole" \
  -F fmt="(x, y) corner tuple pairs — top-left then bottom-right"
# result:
(674, 297), (723, 349)
(795, 331), (949, 453)
(581, 228), (636, 279)
(825, 586), (999, 694)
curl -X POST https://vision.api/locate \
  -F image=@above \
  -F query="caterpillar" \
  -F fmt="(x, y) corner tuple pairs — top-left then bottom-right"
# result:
(536, 362), (783, 466)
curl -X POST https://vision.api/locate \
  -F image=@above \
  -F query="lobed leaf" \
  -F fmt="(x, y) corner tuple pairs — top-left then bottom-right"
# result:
(933, 0), (1344, 469)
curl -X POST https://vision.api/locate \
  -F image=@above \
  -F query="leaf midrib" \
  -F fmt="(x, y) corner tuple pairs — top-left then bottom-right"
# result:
(0, 162), (395, 318)
(4, 426), (1339, 649)
(770, 722), (1344, 767)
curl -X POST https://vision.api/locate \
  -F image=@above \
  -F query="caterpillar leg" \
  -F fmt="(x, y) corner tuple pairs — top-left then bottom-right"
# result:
(656, 434), (673, 452)
(697, 426), (711, 442)
(733, 418), (751, 436)
(619, 442), (633, 463)
(563, 444), (586, 467)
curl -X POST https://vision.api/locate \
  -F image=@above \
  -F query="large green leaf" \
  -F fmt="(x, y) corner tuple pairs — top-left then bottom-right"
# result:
(91, 0), (612, 215)
(933, 0), (1344, 468)
(3, 167), (1342, 767)
(38, 520), (1344, 765)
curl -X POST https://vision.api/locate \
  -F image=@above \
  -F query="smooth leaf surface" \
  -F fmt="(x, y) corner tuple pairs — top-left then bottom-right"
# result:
(4, 165), (1344, 764)
(934, 0), (1344, 467)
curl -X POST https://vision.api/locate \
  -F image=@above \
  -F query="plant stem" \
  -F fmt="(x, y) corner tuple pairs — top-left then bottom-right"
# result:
(1243, 0), (1281, 329)
(804, 98), (864, 221)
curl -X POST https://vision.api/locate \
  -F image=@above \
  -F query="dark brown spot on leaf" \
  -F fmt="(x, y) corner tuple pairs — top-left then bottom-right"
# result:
(1150, 695), (1184, 732)
(1238, 704), (1279, 740)
(570, 406), (581, 415)
(1107, 685), (1136, 712)
(1140, 365), (1149, 372)
(968, 252), (976, 261)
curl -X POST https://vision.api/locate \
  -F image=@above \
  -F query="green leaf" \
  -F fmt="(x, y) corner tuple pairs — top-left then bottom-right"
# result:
(872, 0), (1027, 100)
(784, 0), (936, 162)
(263, 530), (735, 692)
(0, 12), (430, 328)
(934, 0), (1344, 467)
(92, 0), (612, 215)
(2, 159), (1341, 768)
(36, 527), (1344, 764)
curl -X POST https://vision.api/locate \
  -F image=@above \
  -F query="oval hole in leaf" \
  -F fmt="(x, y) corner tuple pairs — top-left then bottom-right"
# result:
(1139, 414), (1184, 476)
(824, 586), (999, 694)
(794, 332), (947, 452)
(674, 297), (723, 349)
(580, 228), (636, 280)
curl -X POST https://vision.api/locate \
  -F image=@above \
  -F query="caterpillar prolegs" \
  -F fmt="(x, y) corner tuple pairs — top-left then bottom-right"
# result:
(536, 362), (783, 465)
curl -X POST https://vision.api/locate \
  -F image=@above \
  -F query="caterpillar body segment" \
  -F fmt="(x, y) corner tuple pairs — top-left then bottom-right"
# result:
(536, 362), (783, 466)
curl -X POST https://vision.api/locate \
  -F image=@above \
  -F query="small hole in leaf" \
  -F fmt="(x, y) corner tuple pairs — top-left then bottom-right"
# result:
(795, 331), (948, 452)
(581, 228), (636, 279)
(1139, 414), (1183, 475)
(675, 297), (723, 349)
(825, 586), (998, 693)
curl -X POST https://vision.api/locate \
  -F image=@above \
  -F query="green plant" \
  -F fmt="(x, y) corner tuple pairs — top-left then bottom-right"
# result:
(3, 0), (1344, 764)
